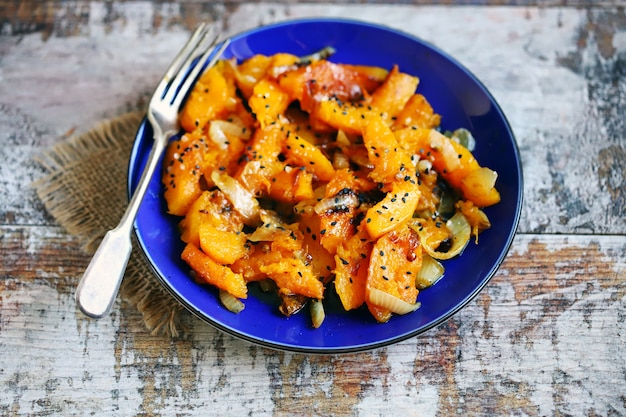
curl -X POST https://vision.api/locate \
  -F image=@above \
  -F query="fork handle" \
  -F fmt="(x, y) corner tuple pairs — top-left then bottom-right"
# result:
(75, 226), (132, 318)
(75, 135), (167, 318)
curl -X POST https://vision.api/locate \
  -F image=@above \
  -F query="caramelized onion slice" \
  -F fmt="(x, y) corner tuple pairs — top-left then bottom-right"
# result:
(415, 254), (444, 289)
(368, 287), (420, 315)
(418, 212), (471, 260)
(219, 290), (245, 313)
(248, 210), (291, 242)
(209, 119), (252, 150)
(211, 171), (260, 225)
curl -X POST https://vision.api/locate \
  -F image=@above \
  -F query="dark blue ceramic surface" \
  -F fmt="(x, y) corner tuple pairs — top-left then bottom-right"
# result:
(128, 18), (523, 353)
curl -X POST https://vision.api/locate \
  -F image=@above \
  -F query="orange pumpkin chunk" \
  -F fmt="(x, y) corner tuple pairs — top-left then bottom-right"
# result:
(268, 165), (315, 203)
(315, 98), (373, 135)
(394, 93), (441, 129)
(279, 60), (385, 113)
(259, 258), (324, 299)
(369, 65), (419, 121)
(366, 226), (422, 321)
(365, 180), (421, 240)
(162, 132), (207, 216)
(363, 115), (415, 184)
(249, 79), (291, 128)
(334, 229), (373, 311)
(199, 223), (248, 265)
(284, 133), (335, 182)
(299, 213), (337, 284)
(179, 63), (237, 133)
(400, 128), (501, 207)
(179, 190), (246, 250)
(182, 243), (248, 299)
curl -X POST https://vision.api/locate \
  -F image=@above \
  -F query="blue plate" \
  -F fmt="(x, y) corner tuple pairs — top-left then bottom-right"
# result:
(128, 18), (523, 353)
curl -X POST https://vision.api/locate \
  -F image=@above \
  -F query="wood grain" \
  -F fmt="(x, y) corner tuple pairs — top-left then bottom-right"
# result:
(0, 0), (623, 40)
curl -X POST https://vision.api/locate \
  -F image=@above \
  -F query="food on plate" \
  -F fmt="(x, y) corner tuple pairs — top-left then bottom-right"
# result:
(162, 49), (500, 328)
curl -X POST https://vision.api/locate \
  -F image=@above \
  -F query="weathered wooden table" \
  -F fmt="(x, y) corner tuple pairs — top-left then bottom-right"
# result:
(1, 1), (624, 416)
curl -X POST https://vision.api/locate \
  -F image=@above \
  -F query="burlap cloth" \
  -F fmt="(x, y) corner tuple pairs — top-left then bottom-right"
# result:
(33, 112), (186, 337)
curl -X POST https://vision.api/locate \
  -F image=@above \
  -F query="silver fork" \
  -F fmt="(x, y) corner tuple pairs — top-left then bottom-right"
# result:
(76, 24), (229, 319)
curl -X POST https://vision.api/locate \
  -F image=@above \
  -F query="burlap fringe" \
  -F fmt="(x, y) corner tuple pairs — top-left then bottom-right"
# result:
(34, 112), (144, 252)
(33, 112), (186, 337)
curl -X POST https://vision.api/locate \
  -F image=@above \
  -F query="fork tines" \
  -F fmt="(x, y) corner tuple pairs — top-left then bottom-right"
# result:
(157, 23), (230, 107)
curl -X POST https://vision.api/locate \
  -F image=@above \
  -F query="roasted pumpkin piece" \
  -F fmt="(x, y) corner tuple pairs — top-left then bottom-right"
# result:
(179, 62), (237, 133)
(299, 213), (336, 284)
(249, 79), (291, 128)
(182, 243), (248, 299)
(339, 143), (374, 172)
(231, 99), (259, 132)
(283, 107), (334, 147)
(365, 179), (421, 240)
(259, 257), (325, 299)
(318, 208), (356, 255)
(179, 190), (245, 247)
(393, 126), (431, 154)
(424, 129), (474, 179)
(334, 228), (373, 311)
(231, 55), (274, 99)
(460, 167), (501, 207)
(232, 53), (300, 99)
(230, 243), (283, 282)
(283, 132), (335, 181)
(268, 165), (315, 203)
(425, 130), (499, 207)
(365, 226), (421, 321)
(324, 167), (377, 197)
(412, 158), (442, 214)
(278, 60), (384, 113)
(199, 222), (248, 265)
(369, 65), (419, 121)
(235, 121), (287, 195)
(244, 120), (286, 161)
(232, 210), (308, 284)
(315, 97), (373, 135)
(395, 128), (499, 207)
(311, 66), (417, 134)
(178, 191), (209, 246)
(393, 93), (441, 129)
(162, 132), (208, 216)
(363, 115), (414, 184)
(268, 53), (300, 75)
(342, 64), (389, 88)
